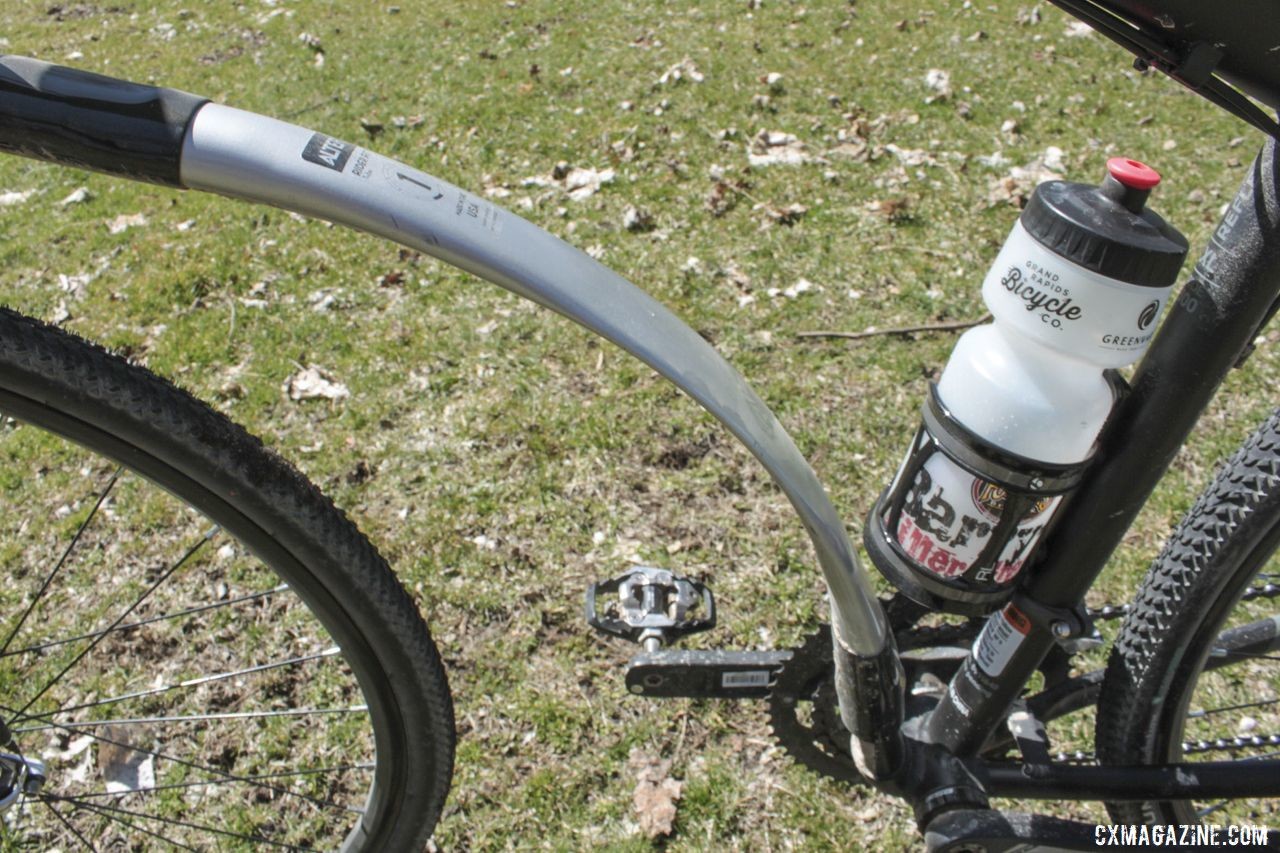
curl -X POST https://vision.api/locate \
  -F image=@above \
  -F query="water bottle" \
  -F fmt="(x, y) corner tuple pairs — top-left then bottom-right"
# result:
(864, 158), (1189, 615)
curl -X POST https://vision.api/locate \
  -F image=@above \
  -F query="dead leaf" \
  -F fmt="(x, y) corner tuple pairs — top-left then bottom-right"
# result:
(719, 260), (752, 290)
(884, 144), (935, 167)
(760, 202), (808, 225)
(107, 213), (148, 234)
(43, 735), (93, 786)
(58, 186), (91, 206)
(622, 205), (654, 232)
(284, 366), (350, 402)
(1042, 146), (1067, 172)
(747, 130), (822, 167)
(705, 180), (748, 217)
(0, 189), (36, 206)
(520, 163), (616, 201)
(986, 148), (1065, 208)
(562, 167), (615, 201)
(57, 272), (91, 299)
(657, 57), (704, 85)
(828, 140), (869, 161)
(867, 196), (913, 223)
(923, 68), (952, 102)
(299, 32), (325, 67)
(629, 749), (682, 839)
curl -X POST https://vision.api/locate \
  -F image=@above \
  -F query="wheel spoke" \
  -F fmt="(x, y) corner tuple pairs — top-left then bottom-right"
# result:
(9, 525), (219, 721)
(39, 799), (100, 852)
(5, 707), (366, 816)
(15, 704), (369, 733)
(0, 584), (287, 660)
(1210, 650), (1280, 663)
(1187, 696), (1280, 720)
(42, 795), (202, 851)
(12, 647), (342, 724)
(0, 468), (121, 658)
(1198, 799), (1231, 820)
(41, 794), (319, 850)
(45, 762), (374, 801)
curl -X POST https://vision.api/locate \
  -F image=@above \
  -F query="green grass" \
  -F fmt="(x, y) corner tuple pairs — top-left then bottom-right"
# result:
(0, 0), (1274, 848)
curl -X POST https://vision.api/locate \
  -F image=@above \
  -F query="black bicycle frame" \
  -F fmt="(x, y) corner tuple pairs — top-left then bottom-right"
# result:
(921, 133), (1280, 794)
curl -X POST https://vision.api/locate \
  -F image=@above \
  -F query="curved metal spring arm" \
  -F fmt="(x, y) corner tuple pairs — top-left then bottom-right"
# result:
(180, 103), (889, 656)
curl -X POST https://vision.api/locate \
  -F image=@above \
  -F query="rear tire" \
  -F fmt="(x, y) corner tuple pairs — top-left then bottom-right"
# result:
(1097, 408), (1280, 828)
(0, 307), (454, 849)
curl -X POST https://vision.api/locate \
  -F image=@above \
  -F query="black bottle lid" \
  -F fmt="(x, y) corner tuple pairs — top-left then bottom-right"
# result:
(1019, 158), (1189, 288)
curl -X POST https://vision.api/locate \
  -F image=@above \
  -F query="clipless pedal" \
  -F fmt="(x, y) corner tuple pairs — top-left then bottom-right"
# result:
(586, 566), (790, 699)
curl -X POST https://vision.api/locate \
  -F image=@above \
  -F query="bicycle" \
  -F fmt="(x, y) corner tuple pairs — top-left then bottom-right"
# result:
(0, 0), (1278, 849)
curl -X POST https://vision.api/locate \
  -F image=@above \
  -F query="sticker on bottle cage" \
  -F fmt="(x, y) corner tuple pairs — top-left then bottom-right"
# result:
(721, 670), (770, 690)
(972, 604), (1031, 678)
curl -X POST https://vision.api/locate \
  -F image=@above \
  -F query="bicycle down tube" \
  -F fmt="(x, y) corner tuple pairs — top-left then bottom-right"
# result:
(0, 57), (906, 775)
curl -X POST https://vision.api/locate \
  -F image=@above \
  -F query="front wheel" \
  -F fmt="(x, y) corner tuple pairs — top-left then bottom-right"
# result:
(0, 308), (454, 849)
(1097, 408), (1280, 828)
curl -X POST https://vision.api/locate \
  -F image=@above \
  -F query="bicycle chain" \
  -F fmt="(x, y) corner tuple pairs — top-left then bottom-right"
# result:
(768, 583), (1280, 777)
(1057, 580), (1280, 763)
(1052, 733), (1280, 763)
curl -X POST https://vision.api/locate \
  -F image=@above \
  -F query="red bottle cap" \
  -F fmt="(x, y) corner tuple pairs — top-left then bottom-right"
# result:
(1107, 157), (1161, 190)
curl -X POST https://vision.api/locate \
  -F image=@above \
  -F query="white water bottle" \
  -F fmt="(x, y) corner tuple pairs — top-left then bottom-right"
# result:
(865, 158), (1188, 614)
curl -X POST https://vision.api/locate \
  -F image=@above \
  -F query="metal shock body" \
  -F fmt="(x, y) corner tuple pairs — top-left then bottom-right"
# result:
(927, 134), (1280, 755)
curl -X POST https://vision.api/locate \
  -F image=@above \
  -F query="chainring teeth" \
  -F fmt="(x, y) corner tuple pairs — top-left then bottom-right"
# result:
(767, 605), (987, 784)
(767, 625), (866, 784)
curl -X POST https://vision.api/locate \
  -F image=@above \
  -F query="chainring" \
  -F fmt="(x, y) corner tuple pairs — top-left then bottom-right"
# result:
(768, 601), (983, 784)
(767, 624), (865, 783)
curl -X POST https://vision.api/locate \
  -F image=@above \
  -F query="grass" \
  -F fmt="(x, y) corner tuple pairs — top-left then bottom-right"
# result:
(0, 0), (1275, 848)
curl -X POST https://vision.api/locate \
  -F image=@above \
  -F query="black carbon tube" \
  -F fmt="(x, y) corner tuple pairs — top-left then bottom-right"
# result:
(0, 56), (207, 187)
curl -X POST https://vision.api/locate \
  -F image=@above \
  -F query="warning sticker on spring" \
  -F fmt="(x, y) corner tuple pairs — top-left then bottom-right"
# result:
(972, 604), (1031, 677)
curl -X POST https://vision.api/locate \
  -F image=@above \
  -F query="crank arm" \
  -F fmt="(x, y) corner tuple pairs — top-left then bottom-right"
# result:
(625, 649), (792, 699)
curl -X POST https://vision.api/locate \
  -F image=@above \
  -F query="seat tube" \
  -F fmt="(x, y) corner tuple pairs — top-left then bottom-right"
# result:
(928, 134), (1280, 754)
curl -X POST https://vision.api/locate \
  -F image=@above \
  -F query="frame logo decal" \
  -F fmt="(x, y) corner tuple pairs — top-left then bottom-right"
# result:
(302, 132), (354, 172)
